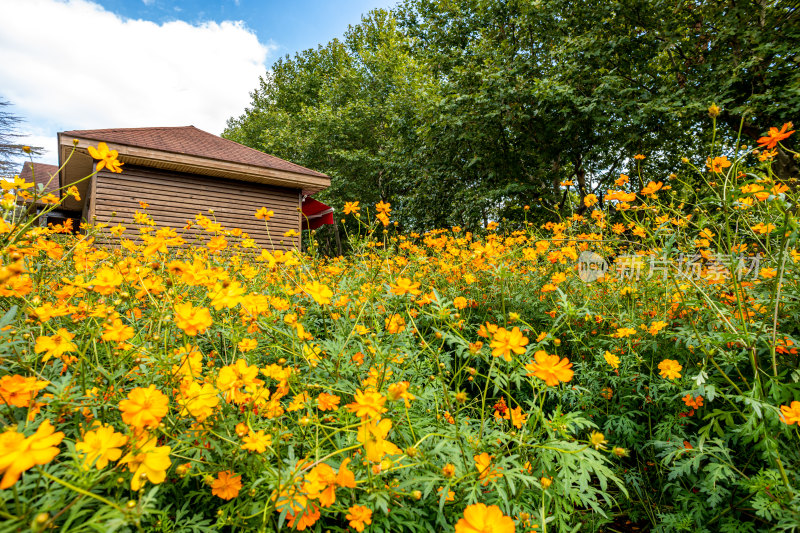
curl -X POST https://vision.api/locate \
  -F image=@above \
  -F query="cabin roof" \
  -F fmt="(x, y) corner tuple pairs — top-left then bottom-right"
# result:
(60, 126), (327, 178)
(19, 161), (60, 197)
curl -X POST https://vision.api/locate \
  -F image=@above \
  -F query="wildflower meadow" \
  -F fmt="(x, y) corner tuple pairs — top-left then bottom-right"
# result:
(1, 118), (800, 532)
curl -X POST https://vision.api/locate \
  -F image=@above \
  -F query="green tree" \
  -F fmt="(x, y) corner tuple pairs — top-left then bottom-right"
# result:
(228, 0), (798, 232)
(225, 10), (433, 227)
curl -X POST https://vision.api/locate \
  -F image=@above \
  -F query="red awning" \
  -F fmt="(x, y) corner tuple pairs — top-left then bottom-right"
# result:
(301, 196), (334, 230)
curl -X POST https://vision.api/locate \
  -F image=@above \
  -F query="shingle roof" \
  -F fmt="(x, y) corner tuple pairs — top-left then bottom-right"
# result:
(19, 161), (60, 196)
(61, 126), (327, 178)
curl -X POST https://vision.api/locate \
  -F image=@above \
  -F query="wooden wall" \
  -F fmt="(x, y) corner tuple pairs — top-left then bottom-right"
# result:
(91, 164), (301, 250)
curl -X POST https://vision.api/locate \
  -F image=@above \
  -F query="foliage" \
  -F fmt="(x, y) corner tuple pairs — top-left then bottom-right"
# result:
(226, 0), (799, 231)
(1, 123), (800, 532)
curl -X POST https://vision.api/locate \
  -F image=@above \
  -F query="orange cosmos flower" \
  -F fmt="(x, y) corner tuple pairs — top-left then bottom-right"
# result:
(101, 318), (135, 343)
(385, 313), (406, 334)
(584, 194), (598, 207)
(473, 453), (502, 485)
(387, 381), (415, 406)
(641, 181), (663, 196)
(254, 207), (274, 220)
(87, 142), (123, 173)
(343, 201), (360, 215)
(706, 156), (732, 173)
(524, 350), (574, 386)
(757, 122), (795, 149)
(346, 390), (388, 419)
(658, 359), (682, 380)
(119, 385), (169, 429)
(375, 200), (391, 215)
(90, 267), (124, 295)
(207, 236), (228, 253)
(682, 394), (704, 409)
(211, 470), (242, 500)
(455, 503), (516, 533)
(389, 276), (422, 296)
(613, 327), (637, 338)
(0, 375), (49, 408)
(0, 419), (64, 489)
(503, 406), (528, 429)
(779, 401), (800, 425)
(316, 392), (341, 411)
(489, 327), (529, 361)
(173, 302), (213, 336)
(346, 505), (373, 532)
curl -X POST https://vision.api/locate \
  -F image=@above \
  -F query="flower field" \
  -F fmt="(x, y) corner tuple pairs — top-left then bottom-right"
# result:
(1, 125), (800, 532)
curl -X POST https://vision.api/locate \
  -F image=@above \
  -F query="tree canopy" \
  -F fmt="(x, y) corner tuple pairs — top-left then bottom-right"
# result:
(225, 0), (799, 231)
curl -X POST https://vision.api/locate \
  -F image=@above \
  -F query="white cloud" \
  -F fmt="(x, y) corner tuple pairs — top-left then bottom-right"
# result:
(0, 0), (273, 166)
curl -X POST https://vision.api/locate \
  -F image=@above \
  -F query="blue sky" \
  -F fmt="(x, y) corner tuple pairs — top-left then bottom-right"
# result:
(99, 0), (398, 57)
(0, 0), (398, 166)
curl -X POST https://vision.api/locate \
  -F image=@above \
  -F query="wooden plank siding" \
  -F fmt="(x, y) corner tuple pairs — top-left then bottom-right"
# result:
(91, 165), (301, 250)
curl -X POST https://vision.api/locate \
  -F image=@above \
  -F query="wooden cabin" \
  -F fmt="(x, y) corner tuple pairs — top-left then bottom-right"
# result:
(53, 126), (331, 250)
(16, 161), (80, 230)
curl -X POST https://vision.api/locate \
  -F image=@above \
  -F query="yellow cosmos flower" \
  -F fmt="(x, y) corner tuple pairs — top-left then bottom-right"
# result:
(119, 437), (171, 491)
(385, 314), (406, 334)
(208, 281), (245, 310)
(177, 381), (219, 422)
(238, 338), (258, 352)
(0, 419), (64, 489)
(346, 390), (387, 420)
(34, 328), (78, 362)
(101, 318), (135, 343)
(589, 431), (607, 449)
(603, 351), (620, 369)
(316, 392), (341, 411)
(90, 266), (124, 295)
(304, 281), (333, 305)
(174, 302), (213, 336)
(658, 359), (682, 380)
(357, 418), (401, 462)
(241, 430), (272, 453)
(87, 142), (123, 173)
(75, 425), (128, 470)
